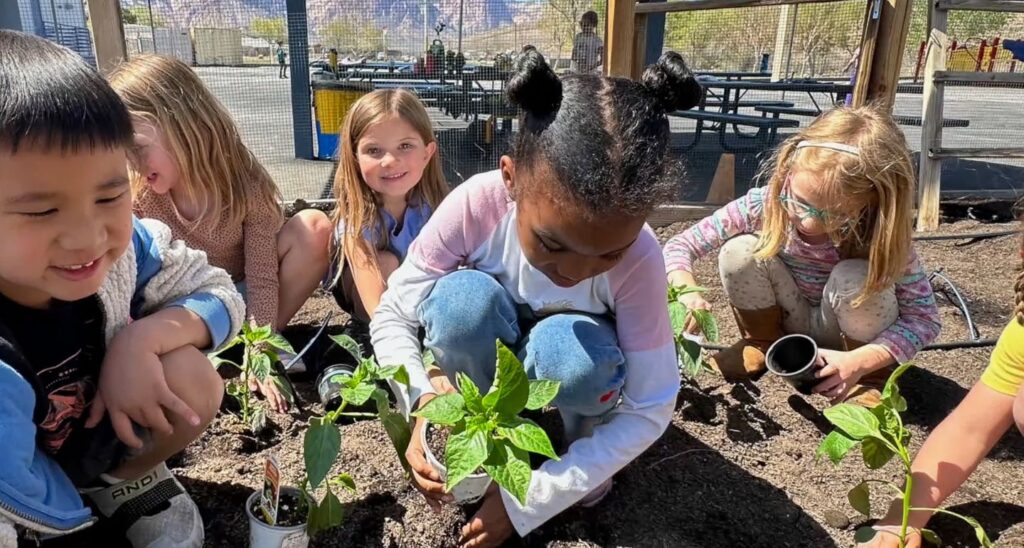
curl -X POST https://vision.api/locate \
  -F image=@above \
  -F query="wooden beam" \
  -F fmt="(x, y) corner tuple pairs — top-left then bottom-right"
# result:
(933, 70), (1024, 84)
(635, 0), (853, 14)
(648, 203), (721, 227)
(607, 0), (637, 77)
(930, 147), (1024, 159)
(851, 0), (881, 107)
(86, 0), (127, 74)
(771, 5), (798, 81)
(917, 6), (948, 232)
(631, 13), (649, 80)
(936, 0), (1024, 12)
(859, 0), (914, 108)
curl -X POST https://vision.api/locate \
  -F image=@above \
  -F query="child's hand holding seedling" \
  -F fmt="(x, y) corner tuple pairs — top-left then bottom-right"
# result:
(88, 309), (206, 448)
(668, 273), (712, 335)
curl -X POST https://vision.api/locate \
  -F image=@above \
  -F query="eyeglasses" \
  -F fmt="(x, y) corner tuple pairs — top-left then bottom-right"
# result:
(778, 177), (859, 233)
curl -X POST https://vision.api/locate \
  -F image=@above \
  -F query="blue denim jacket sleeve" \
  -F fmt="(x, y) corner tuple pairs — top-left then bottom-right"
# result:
(130, 217), (233, 348)
(0, 359), (94, 533)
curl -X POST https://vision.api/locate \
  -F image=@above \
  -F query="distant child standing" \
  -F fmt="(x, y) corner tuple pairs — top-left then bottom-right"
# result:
(110, 56), (333, 410)
(327, 88), (448, 323)
(276, 41), (287, 78)
(0, 31), (244, 546)
(372, 50), (702, 546)
(571, 11), (604, 75)
(664, 107), (941, 407)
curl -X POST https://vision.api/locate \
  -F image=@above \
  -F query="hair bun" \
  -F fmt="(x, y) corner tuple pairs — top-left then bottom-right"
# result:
(506, 49), (562, 118)
(641, 52), (703, 113)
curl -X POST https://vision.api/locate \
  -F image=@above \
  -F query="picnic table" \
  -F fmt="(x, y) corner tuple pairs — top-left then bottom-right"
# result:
(671, 79), (853, 153)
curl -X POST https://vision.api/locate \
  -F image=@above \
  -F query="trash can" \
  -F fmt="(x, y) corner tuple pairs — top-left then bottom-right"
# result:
(312, 80), (372, 160)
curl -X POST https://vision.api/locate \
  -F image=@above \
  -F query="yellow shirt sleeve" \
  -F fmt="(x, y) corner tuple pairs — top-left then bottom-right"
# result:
(980, 319), (1024, 396)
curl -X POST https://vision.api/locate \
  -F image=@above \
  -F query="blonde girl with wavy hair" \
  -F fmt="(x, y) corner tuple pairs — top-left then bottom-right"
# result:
(859, 226), (1024, 548)
(664, 105), (941, 407)
(110, 55), (333, 411)
(326, 88), (447, 322)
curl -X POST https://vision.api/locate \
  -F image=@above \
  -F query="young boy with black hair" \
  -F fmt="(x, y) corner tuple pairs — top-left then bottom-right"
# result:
(0, 30), (244, 547)
(571, 11), (604, 75)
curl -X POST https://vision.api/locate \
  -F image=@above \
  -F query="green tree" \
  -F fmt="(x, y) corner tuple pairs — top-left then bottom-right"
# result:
(121, 6), (166, 28)
(322, 18), (383, 55)
(251, 16), (287, 45)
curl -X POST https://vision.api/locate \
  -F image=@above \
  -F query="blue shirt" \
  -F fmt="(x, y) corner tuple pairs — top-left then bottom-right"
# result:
(372, 202), (432, 261)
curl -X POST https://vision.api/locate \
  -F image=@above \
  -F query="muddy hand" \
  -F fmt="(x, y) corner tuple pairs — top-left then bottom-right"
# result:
(407, 394), (454, 510)
(460, 483), (514, 548)
(248, 374), (290, 413)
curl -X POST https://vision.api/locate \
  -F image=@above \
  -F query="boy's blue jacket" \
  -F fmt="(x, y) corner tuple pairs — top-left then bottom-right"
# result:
(0, 218), (245, 535)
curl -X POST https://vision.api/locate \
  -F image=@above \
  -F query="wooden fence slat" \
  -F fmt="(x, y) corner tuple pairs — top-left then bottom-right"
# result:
(635, 0), (857, 14)
(86, 0), (127, 74)
(936, 0), (1024, 13)
(916, 7), (949, 232)
(930, 147), (1024, 159)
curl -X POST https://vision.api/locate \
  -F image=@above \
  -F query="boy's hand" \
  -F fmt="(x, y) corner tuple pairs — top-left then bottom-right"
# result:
(460, 483), (514, 548)
(86, 322), (200, 448)
(855, 525), (921, 548)
(812, 349), (866, 403)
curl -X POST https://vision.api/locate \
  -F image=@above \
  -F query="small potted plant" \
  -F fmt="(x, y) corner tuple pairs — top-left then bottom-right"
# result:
(246, 334), (412, 547)
(210, 321), (298, 433)
(667, 284), (719, 378)
(246, 457), (312, 548)
(817, 363), (993, 547)
(413, 340), (561, 504)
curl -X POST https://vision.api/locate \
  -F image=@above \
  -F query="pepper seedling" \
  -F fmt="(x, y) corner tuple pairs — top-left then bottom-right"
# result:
(817, 363), (993, 548)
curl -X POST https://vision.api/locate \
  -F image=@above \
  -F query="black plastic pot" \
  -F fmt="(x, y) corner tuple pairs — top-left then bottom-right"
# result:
(765, 334), (820, 395)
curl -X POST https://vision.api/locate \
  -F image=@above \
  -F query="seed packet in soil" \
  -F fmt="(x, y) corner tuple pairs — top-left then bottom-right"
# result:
(260, 455), (282, 525)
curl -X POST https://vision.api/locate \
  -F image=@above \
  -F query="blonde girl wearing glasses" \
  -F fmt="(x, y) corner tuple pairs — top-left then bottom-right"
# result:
(663, 106), (940, 407)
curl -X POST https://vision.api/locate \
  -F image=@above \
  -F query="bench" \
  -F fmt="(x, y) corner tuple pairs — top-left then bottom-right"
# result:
(893, 115), (969, 128)
(702, 99), (795, 111)
(755, 105), (822, 118)
(671, 110), (799, 153)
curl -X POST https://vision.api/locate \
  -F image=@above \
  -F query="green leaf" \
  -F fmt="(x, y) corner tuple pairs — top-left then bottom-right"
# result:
(411, 393), (466, 427)
(960, 515), (994, 547)
(691, 309), (720, 343)
(853, 526), (878, 544)
(377, 364), (409, 386)
(248, 405), (267, 433)
(457, 372), (484, 414)
(209, 355), (240, 372)
(488, 341), (530, 418)
(252, 324), (273, 341)
(445, 428), (490, 492)
(497, 418), (559, 460)
(225, 380), (243, 398)
(678, 338), (704, 378)
(330, 334), (363, 361)
(525, 380), (560, 410)
(304, 419), (342, 490)
(816, 430), (859, 464)
(250, 353), (272, 382)
(668, 301), (688, 335)
(330, 473), (357, 493)
(340, 383), (376, 406)
(374, 389), (411, 473)
(823, 403), (881, 440)
(861, 436), (896, 469)
(306, 487), (344, 537)
(847, 481), (871, 517)
(483, 440), (532, 506)
(882, 362), (913, 400)
(668, 284), (707, 301)
(271, 372), (297, 405)
(422, 349), (437, 369)
(265, 333), (295, 355)
(870, 406), (901, 438)
(920, 528), (942, 546)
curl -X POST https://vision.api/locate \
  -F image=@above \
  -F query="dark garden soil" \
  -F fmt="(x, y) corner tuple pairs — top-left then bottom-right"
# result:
(252, 490), (308, 528)
(426, 424), (451, 467)
(47, 219), (1024, 548)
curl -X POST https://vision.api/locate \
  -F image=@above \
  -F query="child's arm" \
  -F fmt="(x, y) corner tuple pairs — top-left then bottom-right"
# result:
(663, 188), (764, 281)
(871, 248), (941, 365)
(347, 241), (399, 319)
(241, 198), (284, 329)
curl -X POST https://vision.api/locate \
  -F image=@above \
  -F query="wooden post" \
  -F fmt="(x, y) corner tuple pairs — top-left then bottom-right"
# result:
(856, 0), (914, 108)
(707, 154), (736, 204)
(917, 3), (948, 232)
(771, 5), (798, 82)
(606, 0), (636, 77)
(86, 0), (127, 74)
(631, 13), (649, 80)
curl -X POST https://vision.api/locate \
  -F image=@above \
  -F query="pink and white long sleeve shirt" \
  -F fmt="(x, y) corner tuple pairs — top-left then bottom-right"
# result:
(663, 187), (941, 362)
(370, 170), (679, 535)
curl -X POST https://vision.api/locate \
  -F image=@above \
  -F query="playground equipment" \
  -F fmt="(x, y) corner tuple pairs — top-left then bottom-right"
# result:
(913, 36), (1021, 82)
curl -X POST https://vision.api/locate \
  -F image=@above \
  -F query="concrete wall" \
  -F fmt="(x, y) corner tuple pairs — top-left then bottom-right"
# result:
(125, 24), (193, 64)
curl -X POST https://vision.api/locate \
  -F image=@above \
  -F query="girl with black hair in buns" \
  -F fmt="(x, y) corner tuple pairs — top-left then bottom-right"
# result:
(369, 50), (703, 546)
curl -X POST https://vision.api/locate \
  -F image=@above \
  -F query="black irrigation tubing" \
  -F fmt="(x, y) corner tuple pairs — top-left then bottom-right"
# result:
(695, 338), (998, 352)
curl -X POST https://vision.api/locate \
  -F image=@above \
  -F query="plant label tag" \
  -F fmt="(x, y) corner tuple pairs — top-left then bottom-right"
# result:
(260, 455), (282, 526)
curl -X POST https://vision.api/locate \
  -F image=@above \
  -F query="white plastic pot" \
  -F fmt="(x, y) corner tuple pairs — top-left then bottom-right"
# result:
(246, 487), (310, 548)
(421, 422), (492, 503)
